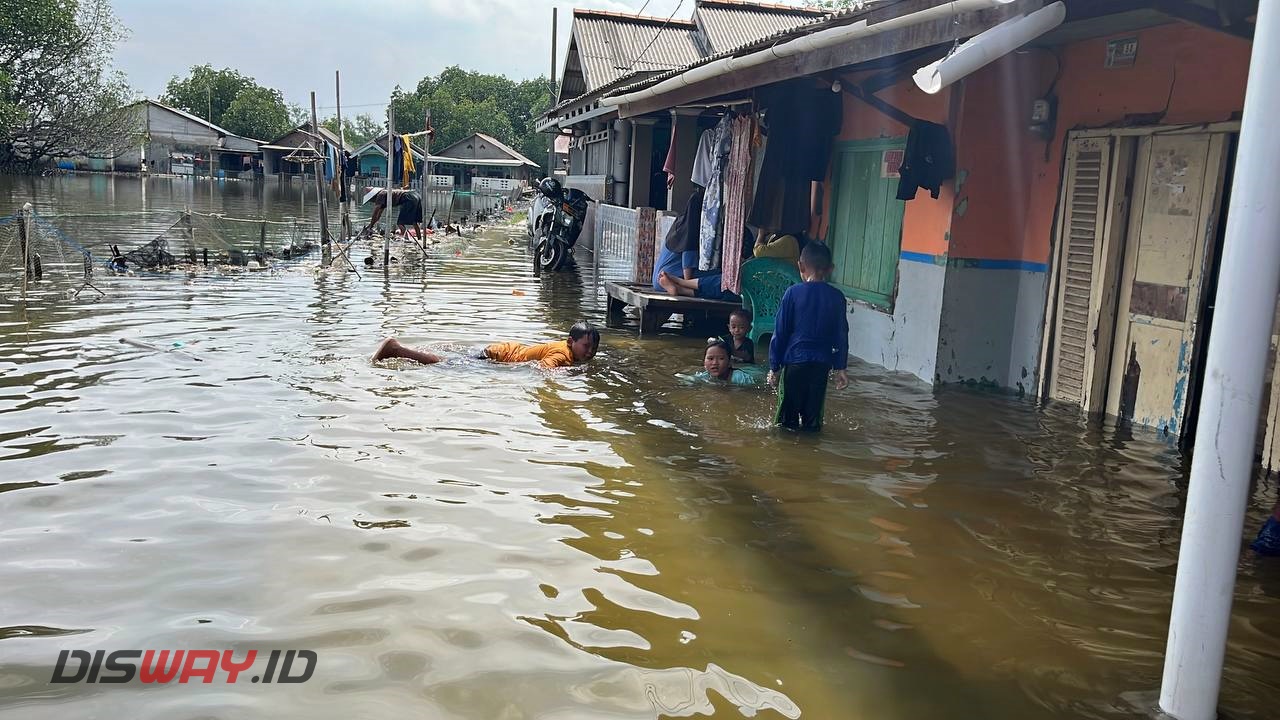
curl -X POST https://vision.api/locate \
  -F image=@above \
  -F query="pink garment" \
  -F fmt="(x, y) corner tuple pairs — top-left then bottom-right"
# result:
(721, 114), (755, 295)
(662, 125), (678, 187)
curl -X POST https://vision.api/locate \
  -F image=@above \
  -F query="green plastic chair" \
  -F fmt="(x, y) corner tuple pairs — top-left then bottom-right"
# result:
(738, 257), (802, 346)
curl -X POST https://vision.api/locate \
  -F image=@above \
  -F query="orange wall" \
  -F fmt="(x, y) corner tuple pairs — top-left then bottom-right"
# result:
(818, 75), (954, 257)
(951, 22), (1251, 263)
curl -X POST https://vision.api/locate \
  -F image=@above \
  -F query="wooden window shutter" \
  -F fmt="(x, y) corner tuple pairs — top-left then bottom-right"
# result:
(1048, 137), (1114, 405)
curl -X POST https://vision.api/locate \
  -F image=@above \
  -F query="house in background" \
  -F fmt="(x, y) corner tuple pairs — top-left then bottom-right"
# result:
(351, 133), (426, 179)
(260, 122), (342, 179)
(591, 0), (1261, 447)
(431, 132), (542, 189)
(97, 100), (261, 177)
(537, 1), (827, 210)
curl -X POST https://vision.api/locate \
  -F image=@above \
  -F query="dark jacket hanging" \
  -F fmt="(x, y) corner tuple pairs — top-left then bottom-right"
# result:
(897, 120), (955, 201)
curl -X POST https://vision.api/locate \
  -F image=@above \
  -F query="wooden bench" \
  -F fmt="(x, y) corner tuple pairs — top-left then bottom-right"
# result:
(604, 281), (741, 336)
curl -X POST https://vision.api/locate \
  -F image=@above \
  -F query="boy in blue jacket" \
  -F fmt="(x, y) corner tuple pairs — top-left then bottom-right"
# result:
(767, 242), (849, 431)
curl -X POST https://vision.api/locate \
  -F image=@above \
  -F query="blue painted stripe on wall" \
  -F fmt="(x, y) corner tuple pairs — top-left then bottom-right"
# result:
(898, 252), (1048, 273)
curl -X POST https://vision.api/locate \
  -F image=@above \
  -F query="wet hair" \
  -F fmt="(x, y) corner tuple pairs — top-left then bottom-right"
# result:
(705, 337), (732, 356)
(800, 241), (834, 271)
(729, 308), (752, 324)
(569, 321), (600, 351)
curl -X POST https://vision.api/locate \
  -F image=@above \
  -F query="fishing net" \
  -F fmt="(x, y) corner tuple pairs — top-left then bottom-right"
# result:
(0, 211), (102, 303)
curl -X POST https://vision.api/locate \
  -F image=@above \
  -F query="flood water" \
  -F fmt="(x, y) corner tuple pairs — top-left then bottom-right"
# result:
(0, 174), (1278, 719)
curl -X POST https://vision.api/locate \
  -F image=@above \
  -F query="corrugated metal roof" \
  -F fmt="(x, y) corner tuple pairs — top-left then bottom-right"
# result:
(573, 10), (703, 92)
(694, 0), (828, 55)
(472, 133), (541, 168)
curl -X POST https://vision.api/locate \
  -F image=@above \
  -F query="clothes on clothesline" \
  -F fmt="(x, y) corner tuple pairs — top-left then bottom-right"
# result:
(697, 115), (733, 271)
(720, 113), (756, 295)
(749, 81), (843, 233)
(897, 120), (955, 200)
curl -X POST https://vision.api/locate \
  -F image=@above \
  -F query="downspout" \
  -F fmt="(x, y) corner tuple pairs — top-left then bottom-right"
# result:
(611, 119), (631, 207)
(913, 1), (1066, 94)
(601, 0), (1016, 108)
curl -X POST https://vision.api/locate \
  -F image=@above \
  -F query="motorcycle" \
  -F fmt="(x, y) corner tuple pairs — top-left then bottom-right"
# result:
(528, 177), (590, 272)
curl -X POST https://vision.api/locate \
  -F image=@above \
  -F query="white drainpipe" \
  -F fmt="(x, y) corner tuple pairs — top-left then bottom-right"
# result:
(913, 1), (1066, 94)
(1159, 1), (1280, 718)
(601, 0), (1016, 108)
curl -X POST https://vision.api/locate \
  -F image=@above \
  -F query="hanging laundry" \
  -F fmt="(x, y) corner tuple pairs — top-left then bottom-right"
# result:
(323, 144), (335, 182)
(721, 114), (757, 295)
(663, 125), (679, 189)
(896, 120), (955, 200)
(401, 134), (416, 189)
(698, 115), (734, 271)
(392, 135), (404, 185)
(749, 81), (843, 233)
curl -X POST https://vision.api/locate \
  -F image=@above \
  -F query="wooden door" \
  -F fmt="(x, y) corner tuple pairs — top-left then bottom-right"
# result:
(829, 139), (906, 308)
(1104, 133), (1229, 435)
(1045, 135), (1133, 411)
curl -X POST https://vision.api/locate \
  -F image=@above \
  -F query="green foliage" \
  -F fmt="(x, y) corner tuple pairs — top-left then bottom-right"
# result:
(321, 113), (381, 148)
(0, 0), (141, 170)
(391, 66), (552, 171)
(220, 86), (291, 141)
(162, 64), (295, 140)
(161, 65), (254, 128)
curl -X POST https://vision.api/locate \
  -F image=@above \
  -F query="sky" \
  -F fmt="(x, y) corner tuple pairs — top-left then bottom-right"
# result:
(111, 0), (811, 120)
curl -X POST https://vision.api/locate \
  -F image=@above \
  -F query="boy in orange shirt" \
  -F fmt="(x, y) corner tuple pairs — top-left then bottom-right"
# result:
(371, 321), (600, 369)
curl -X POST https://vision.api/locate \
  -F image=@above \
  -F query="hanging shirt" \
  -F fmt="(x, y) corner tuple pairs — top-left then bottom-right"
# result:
(484, 340), (575, 368)
(897, 120), (955, 200)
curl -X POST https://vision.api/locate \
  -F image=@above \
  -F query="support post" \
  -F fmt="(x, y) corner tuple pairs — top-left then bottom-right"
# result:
(549, 7), (558, 177)
(311, 92), (332, 266)
(19, 202), (34, 298)
(336, 69), (351, 245)
(1159, 2), (1280, 718)
(667, 108), (701, 211)
(628, 118), (656, 209)
(424, 108), (433, 199)
(384, 106), (394, 270)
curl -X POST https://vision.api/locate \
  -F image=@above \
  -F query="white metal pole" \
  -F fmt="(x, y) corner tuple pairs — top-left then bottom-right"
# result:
(1159, 3), (1280, 718)
(384, 106), (394, 270)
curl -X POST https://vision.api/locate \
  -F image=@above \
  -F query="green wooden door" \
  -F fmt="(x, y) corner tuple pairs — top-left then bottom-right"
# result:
(829, 140), (906, 308)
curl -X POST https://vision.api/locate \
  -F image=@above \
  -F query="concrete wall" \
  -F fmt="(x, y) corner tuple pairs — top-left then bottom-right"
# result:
(943, 21), (1251, 395)
(816, 75), (955, 384)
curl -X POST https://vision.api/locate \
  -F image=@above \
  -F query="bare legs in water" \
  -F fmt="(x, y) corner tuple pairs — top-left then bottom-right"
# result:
(371, 337), (443, 365)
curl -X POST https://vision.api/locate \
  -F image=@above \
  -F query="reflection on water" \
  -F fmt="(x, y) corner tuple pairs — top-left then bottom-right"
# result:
(0, 175), (1278, 719)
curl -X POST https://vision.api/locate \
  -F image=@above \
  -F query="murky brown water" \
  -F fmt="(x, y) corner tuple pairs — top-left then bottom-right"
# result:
(1, 174), (1278, 719)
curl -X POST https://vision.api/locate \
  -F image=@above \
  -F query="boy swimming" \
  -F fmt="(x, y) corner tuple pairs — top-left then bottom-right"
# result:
(372, 321), (600, 369)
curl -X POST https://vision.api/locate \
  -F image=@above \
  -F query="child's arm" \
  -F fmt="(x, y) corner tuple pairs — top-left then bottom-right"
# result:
(832, 294), (850, 390)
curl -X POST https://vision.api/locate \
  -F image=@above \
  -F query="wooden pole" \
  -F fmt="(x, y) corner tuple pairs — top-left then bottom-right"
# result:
(384, 106), (394, 270)
(424, 108), (432, 207)
(311, 92), (331, 265)
(336, 70), (350, 242)
(19, 202), (33, 299)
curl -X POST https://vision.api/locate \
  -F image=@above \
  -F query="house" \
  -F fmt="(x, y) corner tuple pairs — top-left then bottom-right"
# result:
(351, 133), (426, 179)
(588, 0), (1261, 446)
(431, 132), (542, 189)
(260, 122), (343, 179)
(537, 1), (827, 210)
(108, 100), (262, 177)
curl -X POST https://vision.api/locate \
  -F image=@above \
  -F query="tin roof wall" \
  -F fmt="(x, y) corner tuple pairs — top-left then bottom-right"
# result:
(693, 0), (828, 54)
(572, 9), (703, 92)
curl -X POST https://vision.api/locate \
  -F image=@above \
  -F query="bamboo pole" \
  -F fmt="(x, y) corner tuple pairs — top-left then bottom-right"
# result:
(384, 106), (394, 270)
(311, 92), (331, 265)
(19, 202), (33, 299)
(336, 70), (350, 243)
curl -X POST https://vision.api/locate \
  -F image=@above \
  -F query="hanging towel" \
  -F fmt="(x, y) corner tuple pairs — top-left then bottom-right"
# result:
(897, 120), (955, 200)
(721, 114), (756, 295)
(663, 125), (678, 188)
(401, 134), (416, 188)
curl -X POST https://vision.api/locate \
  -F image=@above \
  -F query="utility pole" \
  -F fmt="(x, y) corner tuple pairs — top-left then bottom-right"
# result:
(310, 92), (331, 265)
(548, 6), (558, 178)
(1159, 2), (1280, 719)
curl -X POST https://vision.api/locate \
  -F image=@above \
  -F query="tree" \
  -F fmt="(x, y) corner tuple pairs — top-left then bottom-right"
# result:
(321, 113), (382, 148)
(161, 65), (254, 128)
(220, 86), (291, 141)
(0, 0), (142, 171)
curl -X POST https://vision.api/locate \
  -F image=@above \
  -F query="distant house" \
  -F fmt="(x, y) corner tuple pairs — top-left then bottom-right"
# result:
(107, 99), (262, 177)
(351, 133), (426, 179)
(260, 122), (343, 178)
(430, 132), (541, 188)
